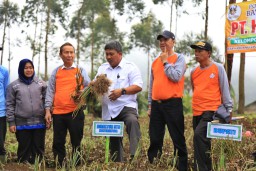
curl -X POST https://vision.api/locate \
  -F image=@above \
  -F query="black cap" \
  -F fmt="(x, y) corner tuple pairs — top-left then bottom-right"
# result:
(157, 30), (175, 40)
(190, 41), (212, 51)
(0, 47), (2, 51)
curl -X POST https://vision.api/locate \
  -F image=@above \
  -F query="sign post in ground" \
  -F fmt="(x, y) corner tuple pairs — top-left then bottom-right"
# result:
(92, 121), (124, 163)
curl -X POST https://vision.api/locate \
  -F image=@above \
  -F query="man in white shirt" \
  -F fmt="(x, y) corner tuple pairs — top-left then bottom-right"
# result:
(95, 40), (143, 162)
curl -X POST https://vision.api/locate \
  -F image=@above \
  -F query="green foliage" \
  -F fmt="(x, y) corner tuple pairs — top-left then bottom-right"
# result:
(192, 0), (204, 6)
(130, 12), (163, 53)
(152, 0), (184, 7)
(0, 0), (19, 26)
(183, 91), (192, 115)
(0, 0), (20, 64)
(22, 0), (69, 29)
(69, 0), (130, 77)
(130, 12), (163, 90)
(112, 0), (145, 18)
(176, 32), (222, 67)
(137, 91), (148, 115)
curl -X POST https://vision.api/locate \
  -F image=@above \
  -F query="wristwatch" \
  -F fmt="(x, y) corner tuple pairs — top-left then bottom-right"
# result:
(121, 88), (126, 95)
(163, 62), (168, 66)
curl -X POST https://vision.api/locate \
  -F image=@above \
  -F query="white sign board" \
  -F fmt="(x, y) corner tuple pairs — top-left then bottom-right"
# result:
(207, 122), (243, 141)
(92, 121), (124, 137)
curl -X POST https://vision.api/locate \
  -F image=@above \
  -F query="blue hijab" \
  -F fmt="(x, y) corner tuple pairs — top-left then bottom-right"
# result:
(18, 59), (35, 85)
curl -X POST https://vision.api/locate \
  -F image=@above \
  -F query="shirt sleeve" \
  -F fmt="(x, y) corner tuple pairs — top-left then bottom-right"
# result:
(80, 67), (91, 87)
(148, 68), (153, 105)
(190, 67), (197, 91)
(4, 69), (9, 97)
(6, 83), (16, 126)
(45, 67), (58, 109)
(128, 63), (143, 88)
(164, 53), (186, 82)
(217, 63), (233, 111)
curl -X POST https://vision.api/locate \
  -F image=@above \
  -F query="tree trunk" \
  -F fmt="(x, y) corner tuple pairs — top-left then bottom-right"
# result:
(226, 54), (234, 86)
(44, 2), (50, 81)
(204, 0), (208, 40)
(90, 31), (94, 80)
(32, 5), (39, 62)
(225, 0), (236, 85)
(8, 26), (11, 74)
(37, 13), (44, 78)
(237, 0), (247, 114)
(76, 0), (86, 65)
(238, 53), (245, 114)
(169, 0), (174, 31)
(76, 9), (82, 65)
(147, 48), (150, 92)
(175, 3), (178, 36)
(1, 11), (8, 65)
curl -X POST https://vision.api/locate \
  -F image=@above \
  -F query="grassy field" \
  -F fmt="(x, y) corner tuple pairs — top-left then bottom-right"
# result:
(1, 113), (256, 171)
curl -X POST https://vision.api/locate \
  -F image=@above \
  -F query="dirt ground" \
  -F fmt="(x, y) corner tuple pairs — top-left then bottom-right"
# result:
(1, 114), (255, 171)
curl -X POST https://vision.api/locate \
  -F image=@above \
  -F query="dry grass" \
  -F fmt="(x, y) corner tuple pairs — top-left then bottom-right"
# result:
(2, 113), (256, 171)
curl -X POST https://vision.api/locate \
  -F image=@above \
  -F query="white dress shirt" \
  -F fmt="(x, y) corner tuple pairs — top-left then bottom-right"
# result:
(95, 58), (143, 120)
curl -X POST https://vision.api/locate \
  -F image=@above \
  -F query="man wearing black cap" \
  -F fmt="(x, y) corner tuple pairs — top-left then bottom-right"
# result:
(190, 41), (233, 171)
(147, 30), (188, 170)
(0, 46), (9, 163)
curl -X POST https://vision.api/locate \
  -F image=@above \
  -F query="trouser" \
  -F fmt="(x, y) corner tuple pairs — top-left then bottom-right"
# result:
(0, 116), (6, 156)
(193, 111), (214, 171)
(148, 98), (188, 171)
(52, 111), (84, 166)
(16, 129), (46, 163)
(110, 107), (141, 162)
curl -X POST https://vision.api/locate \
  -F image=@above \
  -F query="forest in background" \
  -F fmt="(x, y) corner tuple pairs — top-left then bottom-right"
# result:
(0, 0), (254, 114)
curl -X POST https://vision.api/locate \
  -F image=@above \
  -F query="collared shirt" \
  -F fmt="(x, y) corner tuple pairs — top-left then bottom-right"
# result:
(0, 66), (9, 117)
(45, 64), (90, 110)
(61, 63), (76, 70)
(95, 58), (143, 120)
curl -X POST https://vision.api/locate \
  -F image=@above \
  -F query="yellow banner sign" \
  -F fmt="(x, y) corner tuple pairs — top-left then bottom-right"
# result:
(226, 1), (256, 54)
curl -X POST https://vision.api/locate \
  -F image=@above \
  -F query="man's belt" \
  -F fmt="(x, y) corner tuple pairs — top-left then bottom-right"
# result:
(153, 97), (181, 104)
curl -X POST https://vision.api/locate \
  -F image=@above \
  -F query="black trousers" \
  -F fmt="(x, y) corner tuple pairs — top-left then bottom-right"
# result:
(148, 98), (188, 171)
(52, 111), (84, 165)
(193, 111), (214, 171)
(110, 107), (141, 162)
(0, 116), (6, 156)
(16, 129), (46, 163)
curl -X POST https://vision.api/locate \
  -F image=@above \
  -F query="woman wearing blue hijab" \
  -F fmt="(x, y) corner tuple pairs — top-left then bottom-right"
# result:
(6, 59), (47, 163)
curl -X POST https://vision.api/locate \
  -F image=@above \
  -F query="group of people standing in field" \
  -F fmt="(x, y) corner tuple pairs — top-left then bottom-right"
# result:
(0, 29), (233, 171)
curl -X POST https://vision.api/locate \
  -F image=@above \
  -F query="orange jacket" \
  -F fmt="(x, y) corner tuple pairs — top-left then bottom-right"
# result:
(151, 53), (185, 100)
(53, 68), (84, 114)
(191, 63), (221, 116)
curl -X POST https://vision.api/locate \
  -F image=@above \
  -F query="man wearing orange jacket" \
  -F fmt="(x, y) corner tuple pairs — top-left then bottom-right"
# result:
(190, 41), (233, 171)
(147, 30), (188, 170)
(45, 42), (90, 166)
